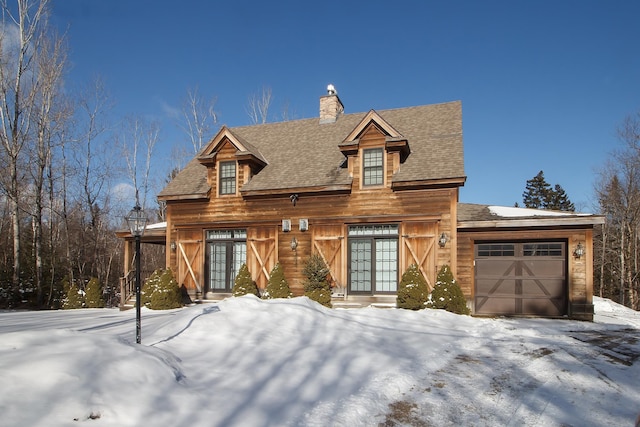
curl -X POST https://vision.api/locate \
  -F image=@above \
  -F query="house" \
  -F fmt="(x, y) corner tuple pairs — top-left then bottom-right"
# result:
(122, 87), (603, 320)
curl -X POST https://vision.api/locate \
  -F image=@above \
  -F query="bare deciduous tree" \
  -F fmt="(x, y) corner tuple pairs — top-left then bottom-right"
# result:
(0, 0), (51, 287)
(67, 76), (116, 288)
(120, 115), (159, 210)
(246, 85), (272, 124)
(595, 111), (640, 310)
(30, 23), (68, 305)
(179, 86), (217, 155)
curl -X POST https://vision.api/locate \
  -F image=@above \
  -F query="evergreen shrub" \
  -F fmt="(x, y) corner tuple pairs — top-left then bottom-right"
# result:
(263, 263), (293, 299)
(428, 264), (470, 315)
(141, 270), (160, 307)
(63, 281), (84, 309)
(85, 277), (105, 308)
(232, 264), (260, 297)
(143, 269), (183, 310)
(396, 264), (429, 310)
(302, 254), (332, 308)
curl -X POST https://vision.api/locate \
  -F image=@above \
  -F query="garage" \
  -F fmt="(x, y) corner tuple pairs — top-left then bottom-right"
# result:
(474, 241), (567, 316)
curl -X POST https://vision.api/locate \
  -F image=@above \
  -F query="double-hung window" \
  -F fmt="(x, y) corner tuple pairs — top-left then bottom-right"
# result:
(348, 224), (398, 294)
(206, 229), (246, 292)
(219, 161), (236, 195)
(362, 148), (383, 186)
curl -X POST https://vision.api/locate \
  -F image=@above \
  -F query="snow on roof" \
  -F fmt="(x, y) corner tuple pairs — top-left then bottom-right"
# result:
(488, 206), (590, 218)
(145, 221), (167, 230)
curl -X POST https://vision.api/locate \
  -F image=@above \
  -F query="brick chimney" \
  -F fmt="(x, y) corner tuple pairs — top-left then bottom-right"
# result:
(319, 84), (344, 124)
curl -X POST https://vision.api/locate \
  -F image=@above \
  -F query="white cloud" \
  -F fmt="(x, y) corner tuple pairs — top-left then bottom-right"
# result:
(157, 97), (180, 120)
(110, 182), (136, 206)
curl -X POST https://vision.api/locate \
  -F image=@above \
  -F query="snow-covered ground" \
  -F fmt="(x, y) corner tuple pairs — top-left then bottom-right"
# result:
(0, 296), (638, 427)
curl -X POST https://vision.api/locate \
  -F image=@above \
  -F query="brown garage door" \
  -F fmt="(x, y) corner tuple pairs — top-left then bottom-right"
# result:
(474, 242), (567, 316)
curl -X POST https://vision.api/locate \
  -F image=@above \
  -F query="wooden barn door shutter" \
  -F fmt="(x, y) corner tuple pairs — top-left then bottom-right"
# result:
(401, 222), (437, 291)
(312, 224), (346, 292)
(176, 230), (203, 295)
(247, 227), (278, 289)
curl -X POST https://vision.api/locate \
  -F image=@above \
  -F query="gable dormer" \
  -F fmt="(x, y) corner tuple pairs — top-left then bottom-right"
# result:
(198, 126), (267, 197)
(339, 110), (410, 189)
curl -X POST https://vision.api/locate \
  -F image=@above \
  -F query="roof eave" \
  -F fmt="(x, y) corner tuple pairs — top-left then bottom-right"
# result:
(392, 176), (466, 190)
(458, 216), (605, 229)
(241, 184), (352, 198)
(157, 192), (210, 202)
(236, 152), (268, 168)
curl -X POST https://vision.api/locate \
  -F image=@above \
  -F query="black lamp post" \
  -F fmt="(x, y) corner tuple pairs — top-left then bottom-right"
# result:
(126, 204), (147, 344)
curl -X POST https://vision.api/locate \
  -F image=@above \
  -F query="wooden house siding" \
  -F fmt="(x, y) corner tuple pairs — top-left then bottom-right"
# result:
(312, 223), (346, 291)
(164, 185), (457, 296)
(247, 226), (278, 290)
(174, 228), (204, 297)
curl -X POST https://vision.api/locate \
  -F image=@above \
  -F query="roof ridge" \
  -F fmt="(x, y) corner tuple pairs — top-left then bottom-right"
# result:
(227, 100), (462, 131)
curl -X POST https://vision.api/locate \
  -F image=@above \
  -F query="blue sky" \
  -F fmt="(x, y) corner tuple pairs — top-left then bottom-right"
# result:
(51, 0), (640, 211)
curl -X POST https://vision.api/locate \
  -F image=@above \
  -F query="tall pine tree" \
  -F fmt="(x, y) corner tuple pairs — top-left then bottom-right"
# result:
(522, 171), (552, 209)
(522, 171), (575, 211)
(546, 184), (575, 211)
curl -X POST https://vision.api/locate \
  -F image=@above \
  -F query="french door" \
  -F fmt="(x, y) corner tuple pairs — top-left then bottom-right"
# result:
(206, 230), (246, 292)
(348, 224), (398, 294)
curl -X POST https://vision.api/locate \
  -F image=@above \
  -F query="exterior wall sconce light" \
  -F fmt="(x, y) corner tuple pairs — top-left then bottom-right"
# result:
(170, 241), (177, 251)
(573, 242), (585, 258)
(290, 237), (298, 251)
(438, 232), (448, 248)
(290, 194), (299, 206)
(299, 219), (309, 232)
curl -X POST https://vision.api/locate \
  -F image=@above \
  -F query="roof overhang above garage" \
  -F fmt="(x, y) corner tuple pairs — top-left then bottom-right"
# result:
(457, 204), (605, 229)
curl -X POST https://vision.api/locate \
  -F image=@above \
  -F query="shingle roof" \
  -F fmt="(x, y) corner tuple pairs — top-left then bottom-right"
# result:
(158, 100), (464, 199)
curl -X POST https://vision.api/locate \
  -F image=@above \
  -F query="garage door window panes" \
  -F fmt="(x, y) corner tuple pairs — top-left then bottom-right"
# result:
(477, 244), (515, 257)
(348, 224), (398, 294)
(206, 230), (246, 292)
(523, 243), (563, 256)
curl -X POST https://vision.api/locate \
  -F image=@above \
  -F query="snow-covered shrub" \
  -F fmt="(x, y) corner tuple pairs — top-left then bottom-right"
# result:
(396, 264), (429, 310)
(232, 264), (260, 297)
(84, 277), (105, 308)
(63, 280), (84, 309)
(428, 264), (470, 315)
(263, 263), (293, 299)
(141, 270), (160, 307)
(302, 254), (332, 308)
(143, 269), (182, 310)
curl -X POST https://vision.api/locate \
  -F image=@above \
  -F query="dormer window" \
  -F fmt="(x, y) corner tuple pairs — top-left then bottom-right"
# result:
(219, 161), (236, 195)
(363, 148), (383, 186)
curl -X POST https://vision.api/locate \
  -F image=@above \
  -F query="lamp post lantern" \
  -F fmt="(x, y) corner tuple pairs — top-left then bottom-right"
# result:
(126, 204), (147, 344)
